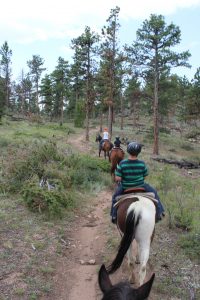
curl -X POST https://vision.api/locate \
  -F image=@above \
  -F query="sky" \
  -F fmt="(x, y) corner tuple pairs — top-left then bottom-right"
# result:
(1, 0), (200, 81)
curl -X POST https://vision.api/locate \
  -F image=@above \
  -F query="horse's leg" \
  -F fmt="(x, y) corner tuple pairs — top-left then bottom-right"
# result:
(138, 242), (150, 285)
(108, 151), (111, 162)
(127, 242), (135, 266)
(135, 243), (140, 264)
(127, 242), (136, 284)
(99, 148), (101, 157)
(104, 151), (106, 159)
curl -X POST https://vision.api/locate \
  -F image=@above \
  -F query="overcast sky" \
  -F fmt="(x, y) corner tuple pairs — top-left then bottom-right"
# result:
(1, 0), (200, 81)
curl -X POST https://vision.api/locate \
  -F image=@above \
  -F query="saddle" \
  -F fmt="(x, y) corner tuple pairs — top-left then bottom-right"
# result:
(114, 187), (158, 208)
(112, 146), (124, 153)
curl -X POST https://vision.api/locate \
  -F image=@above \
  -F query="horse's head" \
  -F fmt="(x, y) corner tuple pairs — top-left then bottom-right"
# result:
(96, 134), (102, 142)
(98, 264), (155, 300)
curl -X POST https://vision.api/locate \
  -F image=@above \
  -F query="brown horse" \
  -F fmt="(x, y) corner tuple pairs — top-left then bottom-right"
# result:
(96, 134), (113, 161)
(110, 147), (125, 177)
(101, 140), (113, 161)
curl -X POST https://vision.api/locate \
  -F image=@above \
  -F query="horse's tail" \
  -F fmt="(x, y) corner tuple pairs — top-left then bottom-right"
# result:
(107, 209), (140, 274)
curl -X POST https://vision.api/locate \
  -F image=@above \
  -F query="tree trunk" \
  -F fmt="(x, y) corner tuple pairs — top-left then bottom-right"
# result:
(100, 110), (103, 133)
(85, 107), (89, 141)
(60, 95), (64, 126)
(108, 104), (112, 139)
(153, 49), (159, 155)
(120, 94), (124, 130)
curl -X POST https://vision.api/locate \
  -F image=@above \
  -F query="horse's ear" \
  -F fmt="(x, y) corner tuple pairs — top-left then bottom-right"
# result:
(135, 273), (155, 299)
(98, 264), (112, 294)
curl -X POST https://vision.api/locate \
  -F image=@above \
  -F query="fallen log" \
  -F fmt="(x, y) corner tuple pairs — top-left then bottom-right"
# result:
(151, 157), (200, 169)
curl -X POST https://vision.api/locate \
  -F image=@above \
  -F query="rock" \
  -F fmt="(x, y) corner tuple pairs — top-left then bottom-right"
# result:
(88, 259), (96, 265)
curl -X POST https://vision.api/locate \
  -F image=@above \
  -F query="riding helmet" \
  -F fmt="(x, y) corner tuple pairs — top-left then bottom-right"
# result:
(127, 142), (142, 156)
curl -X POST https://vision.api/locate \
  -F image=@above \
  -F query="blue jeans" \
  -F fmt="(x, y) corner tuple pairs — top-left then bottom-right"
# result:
(110, 183), (165, 220)
(110, 183), (124, 219)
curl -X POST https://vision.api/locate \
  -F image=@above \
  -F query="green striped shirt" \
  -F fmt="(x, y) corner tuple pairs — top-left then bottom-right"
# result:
(115, 159), (148, 190)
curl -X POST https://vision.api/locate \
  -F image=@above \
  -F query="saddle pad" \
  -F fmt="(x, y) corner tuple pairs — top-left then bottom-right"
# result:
(114, 192), (158, 208)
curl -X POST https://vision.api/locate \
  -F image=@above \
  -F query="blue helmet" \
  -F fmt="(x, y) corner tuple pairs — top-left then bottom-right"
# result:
(127, 142), (142, 156)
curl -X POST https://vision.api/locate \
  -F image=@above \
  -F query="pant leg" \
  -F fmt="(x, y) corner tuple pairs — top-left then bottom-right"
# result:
(111, 183), (124, 219)
(142, 183), (165, 217)
(99, 140), (103, 151)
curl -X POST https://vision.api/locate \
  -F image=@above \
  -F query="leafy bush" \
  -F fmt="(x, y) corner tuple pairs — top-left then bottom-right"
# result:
(4, 140), (62, 192)
(3, 139), (110, 217)
(22, 182), (75, 218)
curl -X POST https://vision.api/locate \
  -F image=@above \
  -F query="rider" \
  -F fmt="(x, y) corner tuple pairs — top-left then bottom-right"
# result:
(99, 127), (110, 150)
(110, 141), (165, 224)
(113, 136), (122, 148)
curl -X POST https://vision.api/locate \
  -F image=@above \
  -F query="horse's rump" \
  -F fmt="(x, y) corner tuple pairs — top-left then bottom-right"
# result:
(108, 195), (156, 285)
(110, 148), (125, 175)
(102, 140), (112, 151)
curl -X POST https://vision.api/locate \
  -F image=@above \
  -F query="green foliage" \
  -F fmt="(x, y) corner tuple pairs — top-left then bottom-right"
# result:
(22, 182), (74, 218)
(178, 232), (200, 261)
(4, 140), (62, 192)
(74, 100), (85, 127)
(3, 139), (110, 217)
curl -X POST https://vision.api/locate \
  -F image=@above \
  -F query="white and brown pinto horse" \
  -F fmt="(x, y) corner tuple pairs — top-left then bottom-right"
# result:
(107, 193), (156, 286)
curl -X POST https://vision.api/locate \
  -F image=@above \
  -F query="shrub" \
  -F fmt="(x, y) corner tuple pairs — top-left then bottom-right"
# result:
(22, 182), (75, 218)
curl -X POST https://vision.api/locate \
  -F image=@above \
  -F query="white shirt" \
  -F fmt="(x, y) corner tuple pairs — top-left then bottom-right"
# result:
(103, 131), (109, 139)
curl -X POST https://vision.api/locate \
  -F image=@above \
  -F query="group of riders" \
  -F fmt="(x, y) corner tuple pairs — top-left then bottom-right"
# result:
(98, 127), (165, 224)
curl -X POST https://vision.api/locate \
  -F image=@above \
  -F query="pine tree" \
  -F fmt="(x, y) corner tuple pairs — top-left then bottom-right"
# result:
(126, 14), (191, 154)
(0, 41), (12, 109)
(27, 55), (46, 112)
(100, 6), (121, 136)
(71, 26), (99, 140)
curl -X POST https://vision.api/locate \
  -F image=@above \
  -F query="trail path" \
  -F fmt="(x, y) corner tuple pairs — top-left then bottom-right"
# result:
(45, 128), (152, 300)
(45, 128), (116, 299)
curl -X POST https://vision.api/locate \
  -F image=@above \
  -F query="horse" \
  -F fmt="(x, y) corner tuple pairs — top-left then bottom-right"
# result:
(96, 134), (113, 161)
(98, 264), (155, 300)
(110, 147), (125, 177)
(107, 193), (156, 286)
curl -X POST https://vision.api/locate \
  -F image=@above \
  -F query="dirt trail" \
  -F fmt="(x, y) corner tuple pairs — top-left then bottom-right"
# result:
(45, 128), (115, 299)
(47, 190), (111, 300)
(45, 128), (151, 300)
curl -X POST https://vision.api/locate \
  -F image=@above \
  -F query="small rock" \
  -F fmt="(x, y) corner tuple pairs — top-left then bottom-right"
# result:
(80, 260), (85, 265)
(88, 259), (96, 265)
